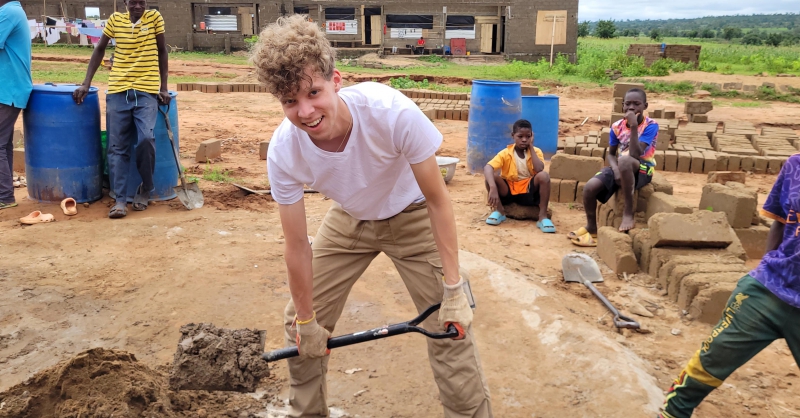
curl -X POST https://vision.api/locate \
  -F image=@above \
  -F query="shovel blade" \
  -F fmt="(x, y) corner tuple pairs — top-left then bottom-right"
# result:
(562, 253), (604, 284)
(174, 182), (204, 210)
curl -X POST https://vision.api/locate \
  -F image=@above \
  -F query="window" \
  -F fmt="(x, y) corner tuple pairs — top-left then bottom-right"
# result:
(445, 15), (475, 39)
(294, 6), (309, 15)
(385, 15), (433, 29)
(209, 7), (232, 15)
(324, 7), (355, 21)
(84, 6), (100, 19)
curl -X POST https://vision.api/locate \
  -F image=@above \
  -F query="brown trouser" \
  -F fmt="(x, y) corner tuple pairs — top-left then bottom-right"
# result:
(284, 201), (493, 418)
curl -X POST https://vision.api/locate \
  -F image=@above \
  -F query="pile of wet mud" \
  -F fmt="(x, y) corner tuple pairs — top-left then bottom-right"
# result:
(0, 347), (277, 418)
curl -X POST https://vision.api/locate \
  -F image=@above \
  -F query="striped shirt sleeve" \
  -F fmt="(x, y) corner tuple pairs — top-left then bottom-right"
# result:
(153, 11), (165, 35)
(103, 13), (117, 38)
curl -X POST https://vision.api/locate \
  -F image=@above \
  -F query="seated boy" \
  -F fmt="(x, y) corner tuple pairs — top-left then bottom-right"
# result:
(660, 154), (800, 418)
(483, 119), (554, 233)
(570, 88), (658, 246)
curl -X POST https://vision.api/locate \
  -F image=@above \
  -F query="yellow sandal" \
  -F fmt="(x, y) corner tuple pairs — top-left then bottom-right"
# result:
(571, 233), (598, 247)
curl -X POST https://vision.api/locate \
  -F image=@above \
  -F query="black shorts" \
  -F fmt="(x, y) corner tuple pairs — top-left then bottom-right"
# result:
(594, 163), (654, 204)
(500, 179), (541, 207)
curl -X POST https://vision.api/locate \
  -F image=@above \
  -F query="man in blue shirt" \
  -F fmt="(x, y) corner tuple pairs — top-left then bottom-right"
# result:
(660, 154), (800, 418)
(0, 0), (32, 209)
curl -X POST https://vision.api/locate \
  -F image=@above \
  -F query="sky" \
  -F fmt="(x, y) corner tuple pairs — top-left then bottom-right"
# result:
(579, 0), (799, 22)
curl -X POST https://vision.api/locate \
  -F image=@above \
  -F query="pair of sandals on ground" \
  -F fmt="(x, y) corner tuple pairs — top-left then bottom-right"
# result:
(108, 183), (150, 219)
(17, 197), (79, 225)
(486, 210), (556, 233)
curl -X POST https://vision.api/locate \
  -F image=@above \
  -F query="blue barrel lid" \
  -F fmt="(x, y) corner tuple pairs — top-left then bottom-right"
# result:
(472, 80), (521, 86)
(32, 83), (99, 95)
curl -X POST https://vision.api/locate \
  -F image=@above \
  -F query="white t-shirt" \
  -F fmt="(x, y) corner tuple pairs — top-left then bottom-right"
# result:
(267, 82), (443, 220)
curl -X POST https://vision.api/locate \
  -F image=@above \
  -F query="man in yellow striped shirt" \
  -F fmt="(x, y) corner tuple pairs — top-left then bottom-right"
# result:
(73, 0), (169, 218)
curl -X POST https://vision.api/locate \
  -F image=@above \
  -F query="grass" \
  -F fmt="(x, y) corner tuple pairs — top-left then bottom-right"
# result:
(200, 165), (236, 183)
(31, 61), (239, 84)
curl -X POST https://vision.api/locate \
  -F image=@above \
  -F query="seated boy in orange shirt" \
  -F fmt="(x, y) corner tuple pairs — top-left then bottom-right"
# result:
(483, 119), (554, 232)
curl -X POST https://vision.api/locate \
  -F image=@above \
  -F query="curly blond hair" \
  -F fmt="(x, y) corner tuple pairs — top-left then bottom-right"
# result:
(250, 15), (337, 98)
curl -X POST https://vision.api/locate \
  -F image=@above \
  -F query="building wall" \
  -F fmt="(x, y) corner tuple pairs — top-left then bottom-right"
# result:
(18, 0), (579, 58)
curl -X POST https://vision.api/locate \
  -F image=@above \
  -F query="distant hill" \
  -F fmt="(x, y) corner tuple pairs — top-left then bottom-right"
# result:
(584, 13), (799, 35)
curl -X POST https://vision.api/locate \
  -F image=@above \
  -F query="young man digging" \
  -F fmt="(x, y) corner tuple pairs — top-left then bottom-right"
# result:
(483, 119), (554, 232)
(659, 155), (800, 418)
(570, 88), (658, 246)
(73, 0), (170, 218)
(252, 16), (492, 418)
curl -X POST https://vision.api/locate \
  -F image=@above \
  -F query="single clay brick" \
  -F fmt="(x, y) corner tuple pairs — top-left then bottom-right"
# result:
(645, 192), (694, 221)
(580, 147), (593, 157)
(699, 183), (758, 228)
(678, 272), (741, 313)
(715, 153), (730, 171)
(549, 154), (604, 183)
(654, 151), (665, 171)
(702, 153), (716, 174)
(591, 147), (604, 159)
(259, 141), (270, 160)
(707, 171), (746, 185)
(677, 151), (692, 173)
(632, 229), (652, 271)
(690, 151), (705, 174)
(691, 114), (709, 123)
(647, 248), (731, 278)
(196, 139), (223, 163)
(767, 157), (782, 174)
(656, 254), (742, 289)
(559, 180), (577, 203)
(734, 226), (770, 260)
(651, 172), (673, 195)
(550, 178), (561, 203)
(12, 148), (24, 172)
(688, 280), (739, 324)
(436, 110), (445, 119)
(668, 264), (748, 301)
(613, 82), (645, 98)
(740, 156), (755, 172)
(461, 110), (469, 121)
(664, 150), (678, 172)
(649, 211), (734, 248)
(576, 182), (587, 201)
(597, 227), (639, 275)
(728, 155), (742, 171)
(753, 156), (768, 174)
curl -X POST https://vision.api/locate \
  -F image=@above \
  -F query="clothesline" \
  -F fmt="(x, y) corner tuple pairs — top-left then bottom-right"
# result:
(29, 16), (113, 47)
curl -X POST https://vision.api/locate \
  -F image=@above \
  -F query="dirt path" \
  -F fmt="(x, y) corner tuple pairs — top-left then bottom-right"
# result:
(2, 75), (800, 417)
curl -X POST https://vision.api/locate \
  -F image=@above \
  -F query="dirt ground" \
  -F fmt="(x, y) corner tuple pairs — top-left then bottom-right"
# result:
(1, 57), (800, 417)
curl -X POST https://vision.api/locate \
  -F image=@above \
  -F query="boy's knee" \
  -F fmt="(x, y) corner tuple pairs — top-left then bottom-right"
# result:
(534, 171), (550, 183)
(618, 155), (639, 169)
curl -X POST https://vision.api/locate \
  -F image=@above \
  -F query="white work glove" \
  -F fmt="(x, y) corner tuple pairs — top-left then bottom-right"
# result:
(438, 277), (473, 340)
(295, 313), (331, 359)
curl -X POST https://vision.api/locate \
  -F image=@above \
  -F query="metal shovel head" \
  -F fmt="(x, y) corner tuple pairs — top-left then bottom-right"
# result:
(175, 181), (204, 210)
(562, 253), (604, 284)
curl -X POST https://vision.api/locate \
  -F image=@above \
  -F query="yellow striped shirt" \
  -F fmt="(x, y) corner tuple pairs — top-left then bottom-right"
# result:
(103, 10), (165, 94)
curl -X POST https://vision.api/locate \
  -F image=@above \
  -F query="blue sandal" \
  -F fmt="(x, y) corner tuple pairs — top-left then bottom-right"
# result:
(486, 211), (507, 226)
(537, 218), (556, 233)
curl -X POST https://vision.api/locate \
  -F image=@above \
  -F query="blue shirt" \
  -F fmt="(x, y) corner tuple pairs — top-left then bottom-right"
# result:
(0, 1), (32, 109)
(750, 154), (800, 308)
(609, 116), (659, 167)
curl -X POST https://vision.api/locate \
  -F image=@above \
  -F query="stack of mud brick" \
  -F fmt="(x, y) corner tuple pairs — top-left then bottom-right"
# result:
(176, 82), (268, 93)
(547, 154), (604, 204)
(684, 99), (713, 123)
(649, 110), (679, 149)
(595, 171), (674, 234)
(712, 122), (787, 173)
(561, 130), (610, 160)
(398, 89), (470, 121)
(626, 44), (664, 66)
(649, 122), (716, 174)
(609, 82), (644, 126)
(754, 127), (800, 161)
(663, 45), (701, 67)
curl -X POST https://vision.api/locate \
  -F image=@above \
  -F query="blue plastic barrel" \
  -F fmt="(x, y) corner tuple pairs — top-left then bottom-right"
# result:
(521, 95), (560, 160)
(116, 91), (180, 202)
(23, 84), (103, 203)
(466, 80), (522, 173)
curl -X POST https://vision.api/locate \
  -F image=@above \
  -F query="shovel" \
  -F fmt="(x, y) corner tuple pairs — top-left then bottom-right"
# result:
(159, 106), (204, 210)
(562, 253), (640, 330)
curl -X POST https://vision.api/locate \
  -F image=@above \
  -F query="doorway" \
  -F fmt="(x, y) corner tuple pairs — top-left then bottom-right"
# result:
(364, 7), (381, 45)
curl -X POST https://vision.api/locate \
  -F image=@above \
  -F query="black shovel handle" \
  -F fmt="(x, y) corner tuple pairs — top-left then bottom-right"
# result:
(584, 281), (640, 330)
(263, 303), (459, 362)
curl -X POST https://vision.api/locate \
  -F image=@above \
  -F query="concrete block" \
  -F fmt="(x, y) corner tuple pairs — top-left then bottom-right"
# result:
(597, 227), (639, 275)
(669, 264), (748, 301)
(558, 179), (577, 203)
(677, 151), (692, 173)
(753, 156), (768, 174)
(690, 151), (705, 174)
(645, 192), (694, 221)
(707, 171), (746, 185)
(688, 279), (740, 324)
(684, 100), (713, 115)
(259, 141), (270, 160)
(649, 211), (734, 248)
(549, 154), (603, 183)
(664, 150), (678, 172)
(613, 82), (645, 98)
(12, 148), (25, 172)
(651, 172), (673, 195)
(735, 226), (770, 260)
(196, 138), (223, 162)
(700, 183), (757, 228)
(691, 114), (709, 123)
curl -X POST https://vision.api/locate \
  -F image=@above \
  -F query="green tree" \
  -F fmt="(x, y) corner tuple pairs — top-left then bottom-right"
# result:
(722, 27), (743, 40)
(765, 33), (784, 46)
(700, 28), (715, 38)
(578, 21), (590, 37)
(685, 29), (699, 38)
(741, 31), (762, 45)
(594, 20), (617, 39)
(649, 29), (661, 41)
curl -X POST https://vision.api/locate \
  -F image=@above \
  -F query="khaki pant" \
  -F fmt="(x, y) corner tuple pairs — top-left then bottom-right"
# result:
(284, 202), (493, 418)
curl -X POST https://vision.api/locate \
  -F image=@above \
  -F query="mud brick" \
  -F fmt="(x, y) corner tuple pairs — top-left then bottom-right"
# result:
(12, 148), (24, 172)
(669, 264), (748, 301)
(743, 84), (757, 92)
(676, 271), (744, 315)
(740, 156), (755, 172)
(656, 128), (670, 150)
(550, 178), (561, 203)
(664, 150), (678, 172)
(631, 229), (651, 270)
(652, 109), (665, 118)
(443, 110), (452, 120)
(575, 144), (585, 155)
(549, 154), (604, 183)
(599, 128), (610, 148)
(613, 82), (645, 98)
(656, 254), (743, 289)
(259, 141), (270, 160)
(580, 147), (593, 157)
(654, 151), (665, 171)
(576, 182), (587, 201)
(613, 99), (623, 113)
(196, 139), (222, 162)
(691, 114), (709, 123)
(422, 108), (436, 121)
(664, 110), (676, 119)
(677, 151), (692, 173)
(689, 151), (705, 174)
(461, 109), (469, 121)
(647, 248), (733, 278)
(558, 179), (577, 203)
(684, 100), (713, 115)
(700, 183), (758, 228)
(715, 153), (730, 171)
(753, 156), (768, 174)
(767, 157), (783, 174)
(610, 113), (625, 126)
(727, 155), (742, 171)
(735, 226), (770, 260)
(565, 144), (577, 155)
(597, 227), (638, 274)
(645, 192), (694, 221)
(521, 86), (539, 96)
(701, 152), (716, 174)
(707, 171), (746, 185)
(202, 83), (219, 94)
(591, 147), (604, 159)
(762, 82), (776, 89)
(436, 110), (446, 119)
(649, 211), (734, 248)
(688, 278), (740, 324)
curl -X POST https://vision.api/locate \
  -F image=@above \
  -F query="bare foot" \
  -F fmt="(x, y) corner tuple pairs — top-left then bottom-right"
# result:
(619, 213), (635, 232)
